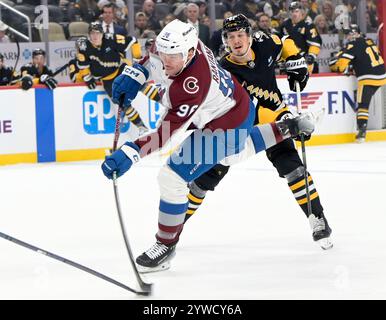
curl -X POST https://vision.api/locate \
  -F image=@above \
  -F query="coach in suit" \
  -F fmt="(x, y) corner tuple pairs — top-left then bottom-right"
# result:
(184, 2), (210, 46)
(101, 2), (127, 37)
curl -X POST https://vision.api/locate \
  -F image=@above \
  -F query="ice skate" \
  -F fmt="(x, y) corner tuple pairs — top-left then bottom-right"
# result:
(355, 128), (366, 143)
(308, 213), (333, 250)
(136, 241), (176, 273)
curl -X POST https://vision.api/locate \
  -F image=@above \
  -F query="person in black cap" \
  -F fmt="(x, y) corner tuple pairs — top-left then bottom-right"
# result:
(0, 53), (15, 86)
(330, 24), (386, 142)
(76, 21), (148, 133)
(19, 48), (57, 91)
(278, 1), (322, 74)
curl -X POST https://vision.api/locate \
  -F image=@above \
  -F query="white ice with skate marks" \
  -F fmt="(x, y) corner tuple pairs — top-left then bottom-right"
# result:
(0, 142), (386, 299)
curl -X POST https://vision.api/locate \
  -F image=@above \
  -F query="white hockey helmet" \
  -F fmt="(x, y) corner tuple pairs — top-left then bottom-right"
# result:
(156, 19), (198, 66)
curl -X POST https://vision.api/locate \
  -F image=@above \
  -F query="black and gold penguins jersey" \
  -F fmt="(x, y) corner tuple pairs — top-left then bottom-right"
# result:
(219, 32), (299, 124)
(279, 18), (322, 60)
(19, 63), (54, 85)
(0, 66), (14, 85)
(77, 33), (142, 81)
(68, 58), (89, 83)
(329, 36), (386, 87)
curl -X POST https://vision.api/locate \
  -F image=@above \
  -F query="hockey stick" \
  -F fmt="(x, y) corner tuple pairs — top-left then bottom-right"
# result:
(52, 62), (70, 77)
(0, 231), (148, 295)
(111, 98), (153, 295)
(295, 81), (313, 217)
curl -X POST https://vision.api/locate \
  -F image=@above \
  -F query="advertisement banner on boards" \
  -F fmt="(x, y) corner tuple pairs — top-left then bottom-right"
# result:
(53, 85), (165, 151)
(0, 89), (36, 154)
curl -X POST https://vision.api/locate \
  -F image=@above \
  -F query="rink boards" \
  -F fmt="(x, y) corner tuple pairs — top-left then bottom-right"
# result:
(1, 75), (386, 165)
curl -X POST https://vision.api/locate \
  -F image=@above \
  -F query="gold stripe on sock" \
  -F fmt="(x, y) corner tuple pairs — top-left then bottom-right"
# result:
(188, 193), (204, 204)
(297, 192), (319, 205)
(289, 176), (312, 191)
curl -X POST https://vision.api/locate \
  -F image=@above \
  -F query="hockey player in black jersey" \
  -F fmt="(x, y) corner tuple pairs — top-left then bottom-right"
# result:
(76, 22), (147, 133)
(0, 53), (14, 86)
(182, 14), (332, 251)
(19, 49), (58, 91)
(279, 1), (322, 74)
(329, 24), (386, 142)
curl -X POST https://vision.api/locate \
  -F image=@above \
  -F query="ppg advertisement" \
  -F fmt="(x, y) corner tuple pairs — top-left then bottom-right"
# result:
(0, 75), (384, 165)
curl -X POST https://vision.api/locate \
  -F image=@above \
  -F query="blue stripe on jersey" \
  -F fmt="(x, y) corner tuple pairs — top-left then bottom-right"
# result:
(249, 126), (267, 153)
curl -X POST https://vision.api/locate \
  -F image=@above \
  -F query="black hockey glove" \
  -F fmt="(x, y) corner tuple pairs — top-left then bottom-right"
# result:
(285, 55), (309, 92)
(294, 133), (312, 141)
(40, 74), (58, 90)
(84, 74), (97, 90)
(21, 75), (33, 91)
(304, 54), (315, 66)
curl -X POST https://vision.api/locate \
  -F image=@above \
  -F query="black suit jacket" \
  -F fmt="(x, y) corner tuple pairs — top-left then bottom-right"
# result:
(198, 24), (210, 47)
(113, 23), (127, 37)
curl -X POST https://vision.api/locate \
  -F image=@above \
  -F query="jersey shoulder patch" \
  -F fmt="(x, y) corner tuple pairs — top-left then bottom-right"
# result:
(270, 34), (282, 45)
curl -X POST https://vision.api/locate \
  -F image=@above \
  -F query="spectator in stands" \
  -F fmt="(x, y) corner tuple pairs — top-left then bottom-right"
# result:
(320, 1), (335, 32)
(0, 21), (10, 44)
(98, 0), (127, 23)
(142, 0), (161, 33)
(200, 15), (212, 29)
(256, 13), (278, 35)
(314, 14), (329, 35)
(196, 0), (208, 19)
(300, 0), (318, 20)
(100, 3), (127, 36)
(0, 53), (14, 86)
(365, 12), (377, 33)
(233, 0), (259, 19)
(161, 13), (176, 28)
(366, 0), (378, 31)
(134, 12), (157, 40)
(224, 11), (234, 20)
(68, 0), (99, 23)
(184, 2), (210, 46)
(222, 0), (236, 13)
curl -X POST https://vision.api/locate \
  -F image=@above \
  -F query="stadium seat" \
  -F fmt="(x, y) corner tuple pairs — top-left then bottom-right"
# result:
(48, 5), (64, 23)
(39, 22), (66, 41)
(68, 21), (89, 40)
(215, 3), (226, 19)
(215, 19), (223, 30)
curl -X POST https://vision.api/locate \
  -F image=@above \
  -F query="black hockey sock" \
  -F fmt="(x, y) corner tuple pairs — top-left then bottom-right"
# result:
(125, 107), (145, 127)
(287, 172), (324, 218)
(184, 182), (207, 223)
(357, 108), (369, 131)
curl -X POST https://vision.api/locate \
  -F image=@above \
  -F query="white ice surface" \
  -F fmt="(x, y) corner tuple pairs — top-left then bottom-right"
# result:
(0, 142), (386, 300)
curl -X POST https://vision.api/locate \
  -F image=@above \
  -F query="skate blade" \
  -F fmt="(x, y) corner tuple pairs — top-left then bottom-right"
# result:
(137, 261), (171, 274)
(356, 138), (365, 144)
(317, 237), (333, 250)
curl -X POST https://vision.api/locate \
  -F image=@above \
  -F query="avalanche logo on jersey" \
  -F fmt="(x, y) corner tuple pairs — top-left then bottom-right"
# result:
(83, 91), (130, 134)
(283, 91), (323, 110)
(183, 76), (199, 94)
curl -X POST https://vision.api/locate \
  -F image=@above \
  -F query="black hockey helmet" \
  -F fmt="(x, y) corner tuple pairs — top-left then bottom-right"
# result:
(88, 21), (103, 34)
(32, 48), (46, 57)
(222, 14), (253, 53)
(289, 1), (304, 11)
(222, 14), (251, 39)
(343, 24), (360, 35)
(145, 38), (155, 49)
(75, 36), (87, 51)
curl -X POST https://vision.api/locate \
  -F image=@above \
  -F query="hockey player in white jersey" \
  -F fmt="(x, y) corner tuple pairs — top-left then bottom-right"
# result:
(101, 19), (315, 273)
